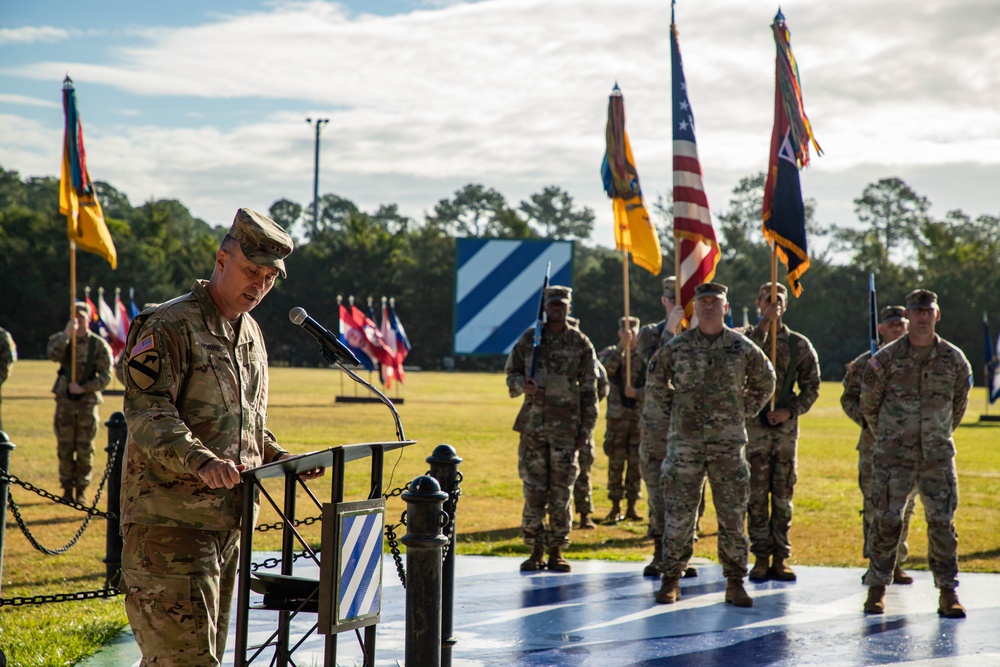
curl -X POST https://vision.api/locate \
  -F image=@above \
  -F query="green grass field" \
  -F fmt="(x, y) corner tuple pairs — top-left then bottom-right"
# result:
(1, 361), (999, 665)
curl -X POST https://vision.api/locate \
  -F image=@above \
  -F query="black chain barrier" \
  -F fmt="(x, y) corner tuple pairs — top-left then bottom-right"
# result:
(385, 470), (463, 589)
(0, 587), (121, 607)
(2, 443), (118, 556)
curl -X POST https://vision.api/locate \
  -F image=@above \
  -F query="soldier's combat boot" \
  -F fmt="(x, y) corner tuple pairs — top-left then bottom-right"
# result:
(892, 566), (913, 585)
(863, 585), (886, 614)
(643, 539), (662, 577)
(682, 565), (699, 578)
(520, 544), (546, 572)
(61, 485), (74, 502)
(725, 578), (753, 607)
(748, 555), (770, 581)
(75, 486), (89, 505)
(938, 588), (966, 618)
(655, 575), (681, 604)
(547, 546), (572, 573)
(604, 500), (623, 523)
(769, 556), (797, 581)
(625, 499), (641, 521)
(579, 513), (596, 530)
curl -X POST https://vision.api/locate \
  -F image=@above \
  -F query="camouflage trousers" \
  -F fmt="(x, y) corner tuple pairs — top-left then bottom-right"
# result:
(518, 432), (580, 548)
(53, 397), (99, 489)
(122, 523), (240, 666)
(574, 438), (595, 515)
(604, 418), (641, 501)
(639, 426), (667, 537)
(745, 424), (797, 560)
(661, 440), (750, 580)
(859, 441), (916, 562)
(864, 456), (959, 590)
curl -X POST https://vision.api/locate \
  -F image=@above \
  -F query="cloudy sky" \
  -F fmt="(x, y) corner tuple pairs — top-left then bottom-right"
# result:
(2, 0), (998, 251)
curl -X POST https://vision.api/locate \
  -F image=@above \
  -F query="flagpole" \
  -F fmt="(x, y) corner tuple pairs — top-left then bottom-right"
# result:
(622, 247), (632, 388)
(70, 241), (77, 384)
(769, 241), (778, 411)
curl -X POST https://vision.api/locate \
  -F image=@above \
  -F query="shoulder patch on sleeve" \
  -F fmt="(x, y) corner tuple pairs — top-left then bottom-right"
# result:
(867, 356), (881, 371)
(127, 334), (161, 390)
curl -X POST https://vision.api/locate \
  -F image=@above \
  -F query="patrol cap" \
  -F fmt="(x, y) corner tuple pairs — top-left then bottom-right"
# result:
(227, 208), (294, 278)
(879, 305), (907, 323)
(757, 282), (788, 300)
(73, 301), (91, 316)
(544, 285), (572, 304)
(618, 316), (640, 329)
(905, 289), (938, 309)
(695, 282), (728, 300)
(662, 275), (677, 300)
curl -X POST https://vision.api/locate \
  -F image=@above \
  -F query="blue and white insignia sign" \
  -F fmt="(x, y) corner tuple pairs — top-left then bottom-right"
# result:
(320, 499), (385, 633)
(454, 239), (573, 355)
(338, 508), (383, 624)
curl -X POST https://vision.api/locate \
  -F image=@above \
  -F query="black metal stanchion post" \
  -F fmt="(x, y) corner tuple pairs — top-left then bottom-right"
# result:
(427, 444), (461, 667)
(401, 476), (448, 667)
(0, 430), (14, 598)
(103, 412), (126, 590)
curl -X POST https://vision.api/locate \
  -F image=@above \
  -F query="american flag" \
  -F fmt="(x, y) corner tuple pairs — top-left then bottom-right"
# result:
(671, 20), (720, 323)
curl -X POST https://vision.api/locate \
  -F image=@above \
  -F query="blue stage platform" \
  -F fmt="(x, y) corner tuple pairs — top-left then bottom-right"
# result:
(84, 554), (1000, 666)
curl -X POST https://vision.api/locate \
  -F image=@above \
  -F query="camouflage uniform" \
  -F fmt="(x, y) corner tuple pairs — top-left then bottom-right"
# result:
(842, 348), (916, 562)
(598, 340), (644, 502)
(742, 322), (820, 562)
(574, 357), (609, 516)
(636, 319), (671, 538)
(121, 209), (292, 665)
(861, 333), (972, 590)
(47, 328), (112, 492)
(0, 326), (15, 432)
(644, 326), (775, 579)
(505, 317), (599, 549)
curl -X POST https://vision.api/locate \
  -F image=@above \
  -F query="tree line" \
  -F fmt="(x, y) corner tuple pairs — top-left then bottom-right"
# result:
(1, 164), (998, 388)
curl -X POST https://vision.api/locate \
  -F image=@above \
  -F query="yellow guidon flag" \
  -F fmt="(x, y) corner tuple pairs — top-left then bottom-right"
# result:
(59, 76), (116, 269)
(601, 84), (662, 275)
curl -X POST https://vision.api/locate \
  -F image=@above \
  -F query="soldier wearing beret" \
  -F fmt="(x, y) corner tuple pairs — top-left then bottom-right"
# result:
(598, 315), (644, 523)
(47, 301), (113, 503)
(841, 305), (916, 584)
(644, 282), (775, 607)
(741, 282), (821, 583)
(505, 285), (599, 573)
(0, 324), (16, 432)
(861, 289), (972, 618)
(120, 208), (324, 664)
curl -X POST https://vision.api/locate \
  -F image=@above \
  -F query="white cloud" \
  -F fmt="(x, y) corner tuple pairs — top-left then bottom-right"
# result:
(0, 93), (60, 108)
(0, 26), (70, 45)
(1, 0), (999, 244)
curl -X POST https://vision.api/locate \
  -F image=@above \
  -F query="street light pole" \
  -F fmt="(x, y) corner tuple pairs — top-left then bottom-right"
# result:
(305, 117), (329, 229)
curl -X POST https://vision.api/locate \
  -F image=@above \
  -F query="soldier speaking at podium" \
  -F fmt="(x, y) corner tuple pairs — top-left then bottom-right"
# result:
(120, 208), (323, 665)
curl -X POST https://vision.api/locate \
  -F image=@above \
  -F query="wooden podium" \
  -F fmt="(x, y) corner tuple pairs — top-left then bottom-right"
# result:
(233, 440), (415, 667)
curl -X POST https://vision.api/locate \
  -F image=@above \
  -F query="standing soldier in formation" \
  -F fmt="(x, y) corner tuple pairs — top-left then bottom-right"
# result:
(841, 305), (916, 584)
(637, 276), (687, 576)
(742, 282), (821, 582)
(861, 289), (972, 618)
(573, 355), (608, 530)
(120, 209), (323, 663)
(506, 286), (599, 573)
(0, 324), (16, 432)
(645, 282), (775, 607)
(47, 301), (113, 504)
(598, 316), (644, 523)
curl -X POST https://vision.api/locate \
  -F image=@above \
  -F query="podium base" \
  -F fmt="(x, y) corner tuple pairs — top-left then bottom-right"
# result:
(978, 415), (1000, 422)
(335, 396), (405, 404)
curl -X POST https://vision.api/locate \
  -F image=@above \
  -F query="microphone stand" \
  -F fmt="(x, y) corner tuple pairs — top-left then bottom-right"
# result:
(320, 347), (405, 442)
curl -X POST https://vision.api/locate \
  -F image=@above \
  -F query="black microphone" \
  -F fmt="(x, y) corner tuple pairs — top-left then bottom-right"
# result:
(289, 307), (361, 367)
